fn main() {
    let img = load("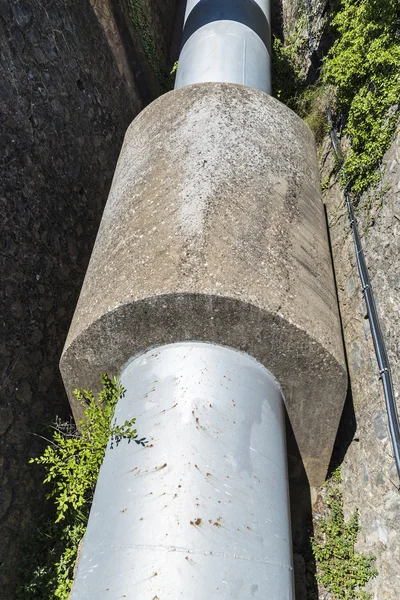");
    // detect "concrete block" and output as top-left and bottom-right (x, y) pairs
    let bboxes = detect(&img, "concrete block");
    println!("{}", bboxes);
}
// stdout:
(60, 83), (347, 485)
